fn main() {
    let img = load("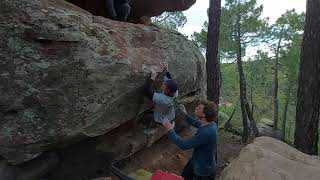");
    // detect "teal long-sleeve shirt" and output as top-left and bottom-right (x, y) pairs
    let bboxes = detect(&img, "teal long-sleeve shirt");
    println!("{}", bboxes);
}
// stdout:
(168, 115), (218, 176)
